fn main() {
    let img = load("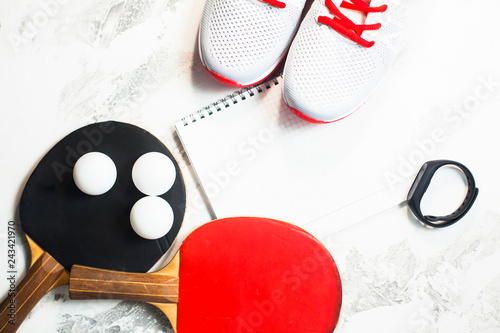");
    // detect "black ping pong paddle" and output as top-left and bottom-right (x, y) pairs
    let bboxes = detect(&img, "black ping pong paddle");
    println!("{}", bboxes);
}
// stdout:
(0, 121), (186, 332)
